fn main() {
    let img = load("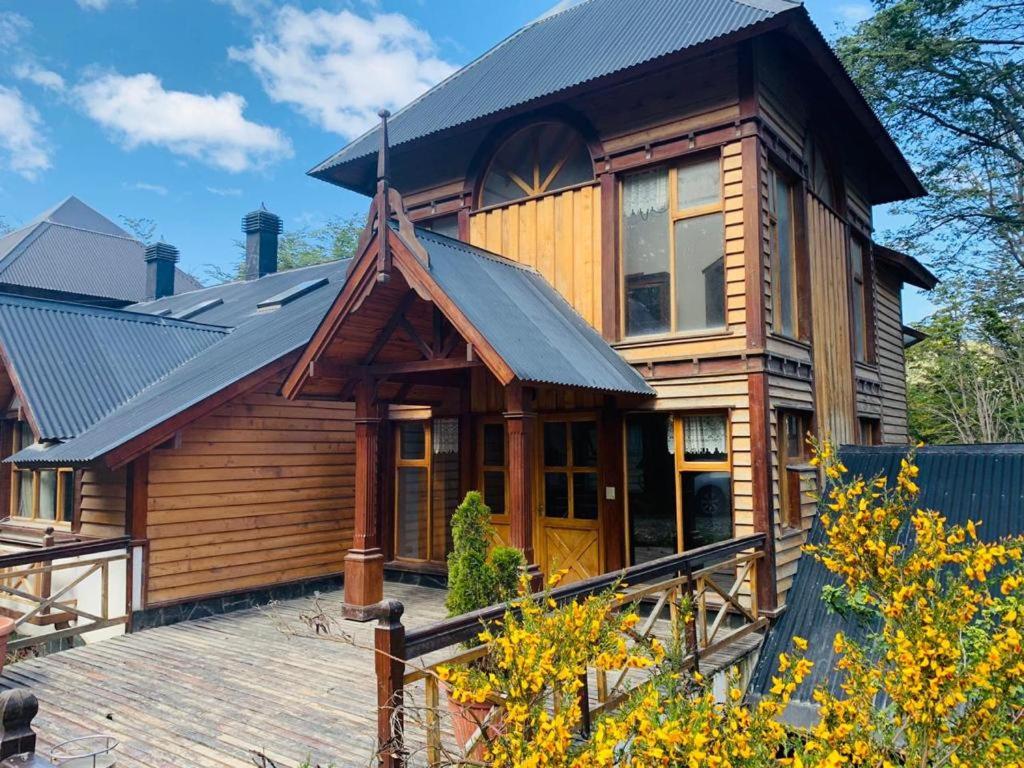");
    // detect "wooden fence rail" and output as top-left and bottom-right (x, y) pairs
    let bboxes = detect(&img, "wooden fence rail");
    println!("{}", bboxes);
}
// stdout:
(358, 533), (767, 768)
(0, 536), (130, 652)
